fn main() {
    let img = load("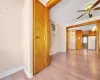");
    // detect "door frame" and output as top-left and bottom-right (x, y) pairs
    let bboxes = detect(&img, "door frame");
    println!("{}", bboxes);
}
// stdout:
(66, 19), (100, 56)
